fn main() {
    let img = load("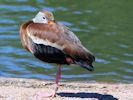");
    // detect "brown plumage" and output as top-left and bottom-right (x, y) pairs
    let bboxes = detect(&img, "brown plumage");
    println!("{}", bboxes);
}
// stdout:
(20, 10), (95, 97)
(20, 20), (95, 69)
